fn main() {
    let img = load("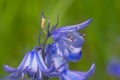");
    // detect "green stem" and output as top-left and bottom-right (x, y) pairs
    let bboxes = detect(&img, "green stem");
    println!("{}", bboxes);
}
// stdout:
(40, 29), (51, 80)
